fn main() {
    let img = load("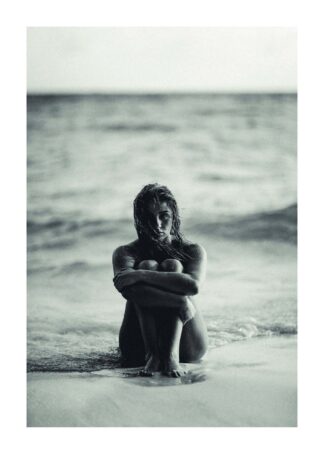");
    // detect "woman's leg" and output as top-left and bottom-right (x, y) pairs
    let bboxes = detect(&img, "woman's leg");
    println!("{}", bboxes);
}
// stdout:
(133, 260), (161, 376)
(119, 260), (159, 370)
(159, 258), (183, 273)
(158, 302), (208, 371)
(158, 308), (186, 377)
(119, 258), (209, 375)
(158, 259), (188, 376)
(179, 309), (209, 363)
(160, 259), (196, 324)
(119, 300), (146, 367)
(159, 259), (208, 370)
